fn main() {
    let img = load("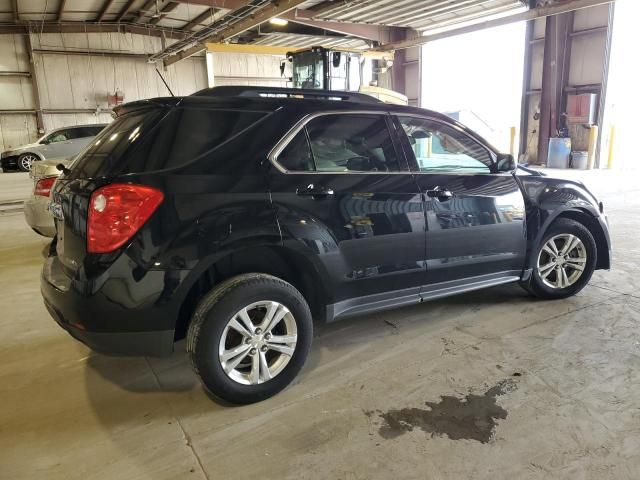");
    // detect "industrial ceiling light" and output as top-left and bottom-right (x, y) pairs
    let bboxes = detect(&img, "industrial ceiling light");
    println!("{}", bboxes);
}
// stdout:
(269, 17), (289, 26)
